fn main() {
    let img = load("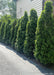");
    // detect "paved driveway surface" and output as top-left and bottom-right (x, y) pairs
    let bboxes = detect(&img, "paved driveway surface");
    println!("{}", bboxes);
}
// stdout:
(0, 43), (54, 75)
